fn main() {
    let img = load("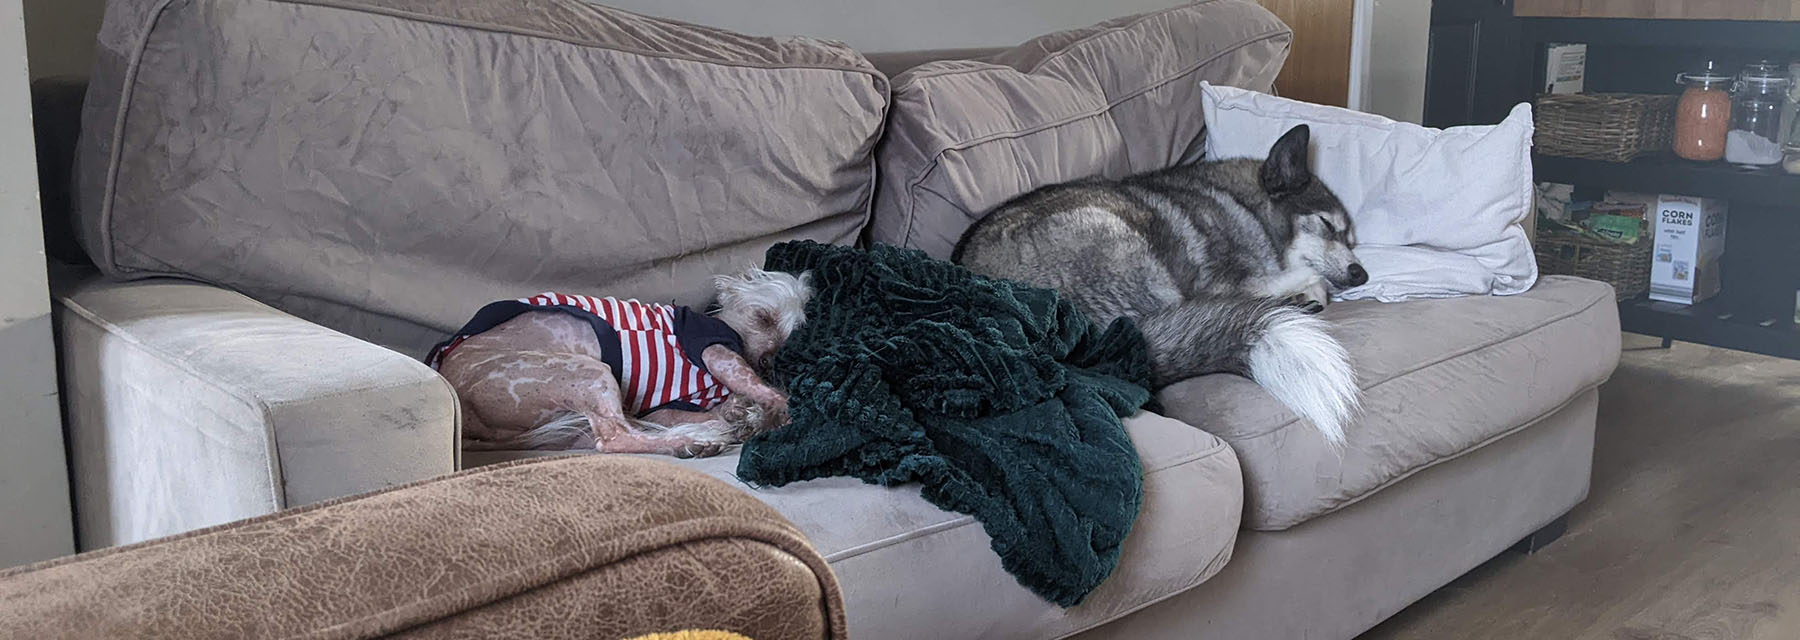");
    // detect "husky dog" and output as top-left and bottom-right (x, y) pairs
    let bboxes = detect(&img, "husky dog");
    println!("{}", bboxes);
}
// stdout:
(431, 268), (810, 457)
(953, 125), (1364, 444)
